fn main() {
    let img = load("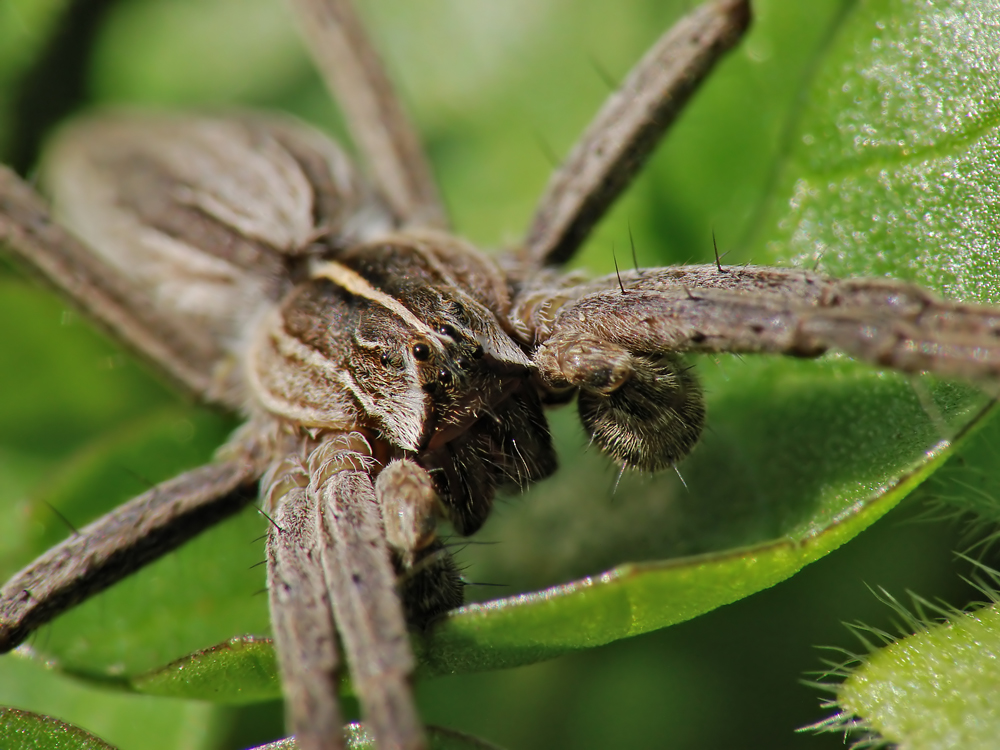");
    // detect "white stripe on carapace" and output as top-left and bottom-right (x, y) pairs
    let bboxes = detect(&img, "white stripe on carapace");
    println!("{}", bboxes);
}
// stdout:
(310, 259), (435, 337)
